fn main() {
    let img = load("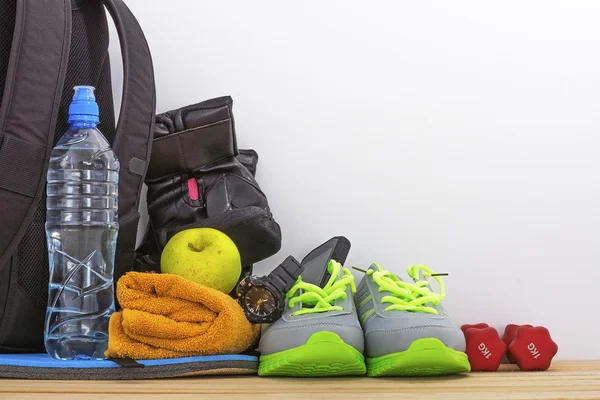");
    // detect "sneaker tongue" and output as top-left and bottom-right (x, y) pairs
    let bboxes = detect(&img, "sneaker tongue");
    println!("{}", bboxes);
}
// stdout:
(406, 266), (428, 283)
(318, 259), (344, 289)
(416, 269), (428, 282)
(367, 264), (380, 273)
